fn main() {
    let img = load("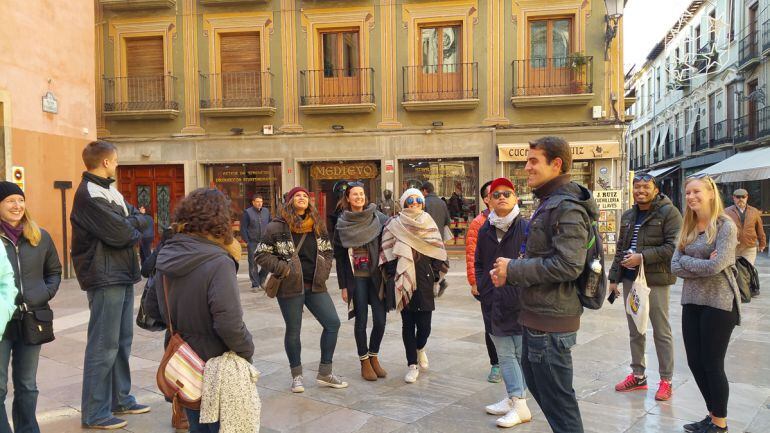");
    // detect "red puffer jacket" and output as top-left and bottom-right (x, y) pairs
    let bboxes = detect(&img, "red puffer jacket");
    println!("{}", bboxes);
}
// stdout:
(465, 209), (490, 286)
